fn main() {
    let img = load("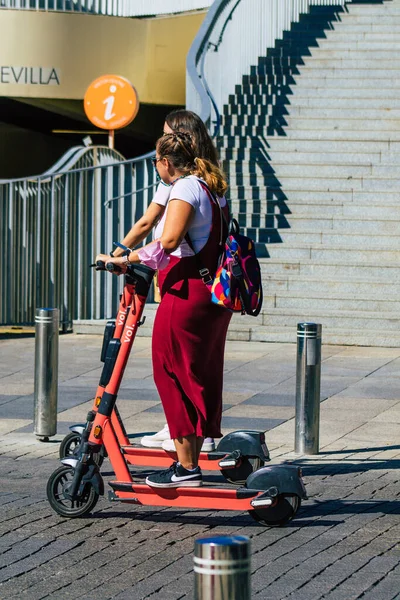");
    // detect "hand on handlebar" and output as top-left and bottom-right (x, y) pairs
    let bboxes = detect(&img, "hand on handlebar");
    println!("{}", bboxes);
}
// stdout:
(94, 253), (127, 275)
